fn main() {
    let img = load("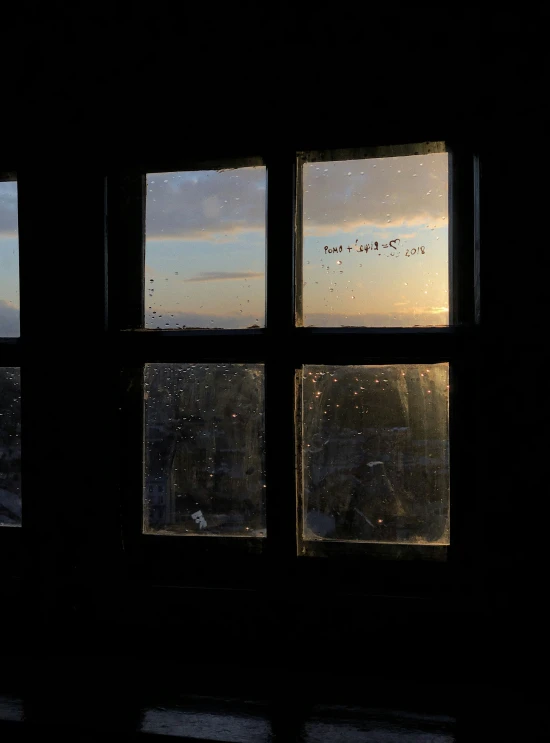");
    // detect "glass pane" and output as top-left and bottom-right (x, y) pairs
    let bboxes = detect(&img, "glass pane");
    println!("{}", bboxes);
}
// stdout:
(0, 181), (19, 337)
(142, 700), (271, 741)
(0, 367), (21, 526)
(144, 363), (265, 535)
(145, 167), (266, 329)
(302, 364), (449, 544)
(302, 153), (448, 327)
